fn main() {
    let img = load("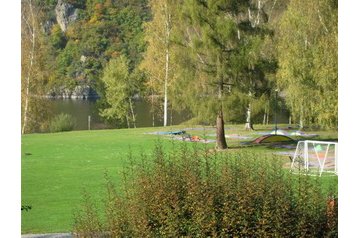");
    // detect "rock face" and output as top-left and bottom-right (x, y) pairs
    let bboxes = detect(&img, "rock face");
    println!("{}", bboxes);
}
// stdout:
(55, 0), (78, 32)
(48, 85), (99, 99)
(41, 20), (55, 34)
